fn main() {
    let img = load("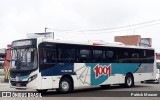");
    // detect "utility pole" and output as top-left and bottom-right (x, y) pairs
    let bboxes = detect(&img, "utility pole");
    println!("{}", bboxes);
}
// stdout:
(53, 32), (54, 39)
(45, 27), (47, 37)
(44, 27), (54, 39)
